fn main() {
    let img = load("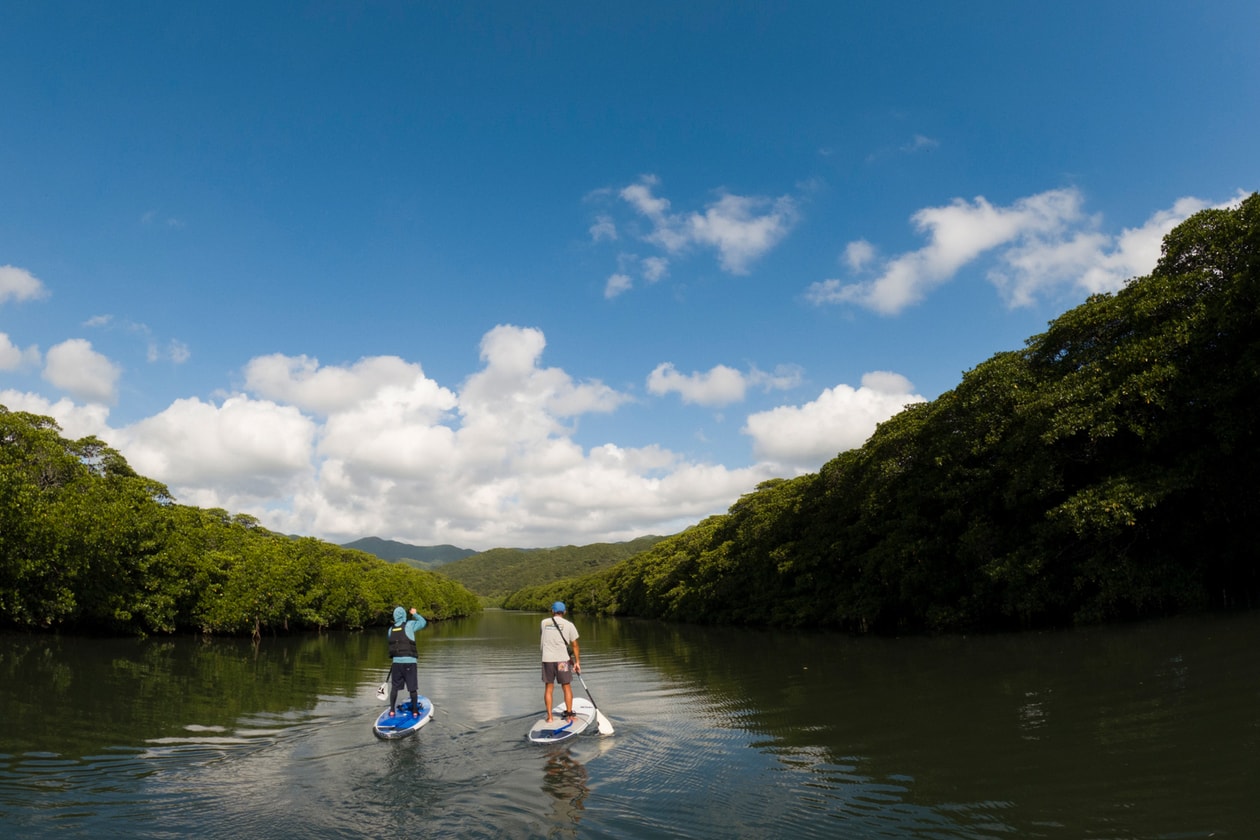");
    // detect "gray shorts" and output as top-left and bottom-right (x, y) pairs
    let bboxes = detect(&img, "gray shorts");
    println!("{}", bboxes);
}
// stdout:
(541, 660), (574, 685)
